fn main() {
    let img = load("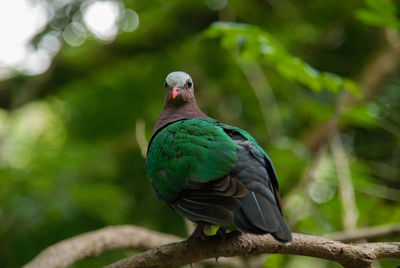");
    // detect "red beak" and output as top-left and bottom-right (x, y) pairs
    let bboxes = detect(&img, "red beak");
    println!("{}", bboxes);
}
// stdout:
(172, 87), (180, 99)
